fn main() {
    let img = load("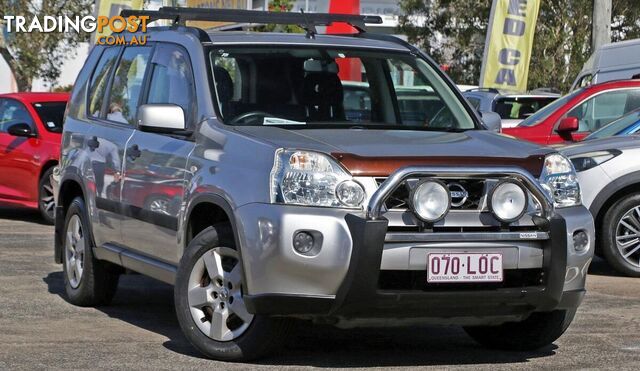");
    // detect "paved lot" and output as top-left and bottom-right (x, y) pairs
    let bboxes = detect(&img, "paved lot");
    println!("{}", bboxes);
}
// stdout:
(0, 207), (639, 370)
